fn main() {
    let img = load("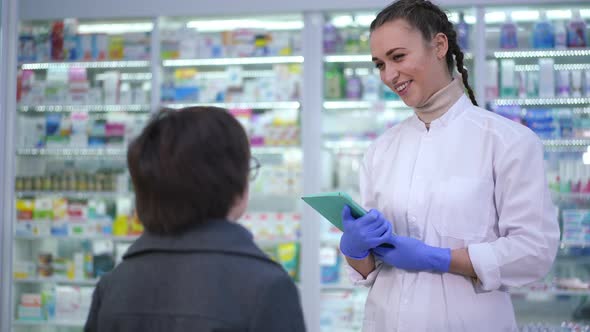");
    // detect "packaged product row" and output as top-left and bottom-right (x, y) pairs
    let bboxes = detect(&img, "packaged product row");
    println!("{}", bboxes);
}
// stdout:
(324, 65), (395, 101)
(519, 322), (590, 332)
(493, 107), (590, 139)
(19, 19), (150, 63)
(320, 289), (367, 332)
(14, 240), (127, 282)
(561, 209), (590, 247)
(238, 212), (300, 242)
(493, 10), (588, 50)
(161, 28), (301, 59)
(229, 108), (300, 147)
(545, 155), (590, 195)
(323, 12), (469, 53)
(15, 170), (128, 193)
(161, 64), (301, 104)
(486, 59), (590, 100)
(16, 286), (94, 322)
(18, 68), (151, 106)
(15, 196), (142, 237)
(17, 112), (149, 149)
(260, 242), (300, 281)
